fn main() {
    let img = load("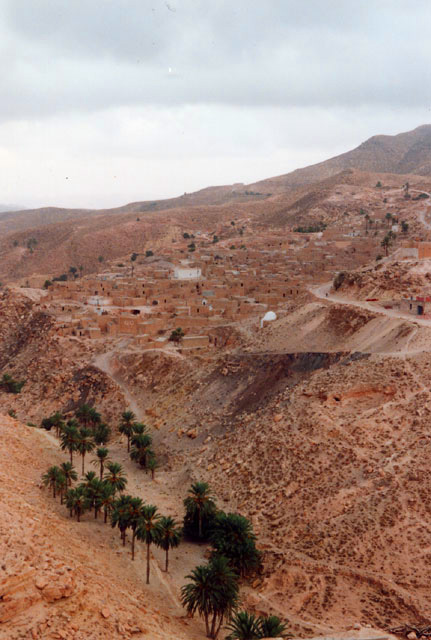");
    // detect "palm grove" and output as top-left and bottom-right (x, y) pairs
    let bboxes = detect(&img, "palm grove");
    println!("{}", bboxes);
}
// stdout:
(40, 403), (287, 639)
